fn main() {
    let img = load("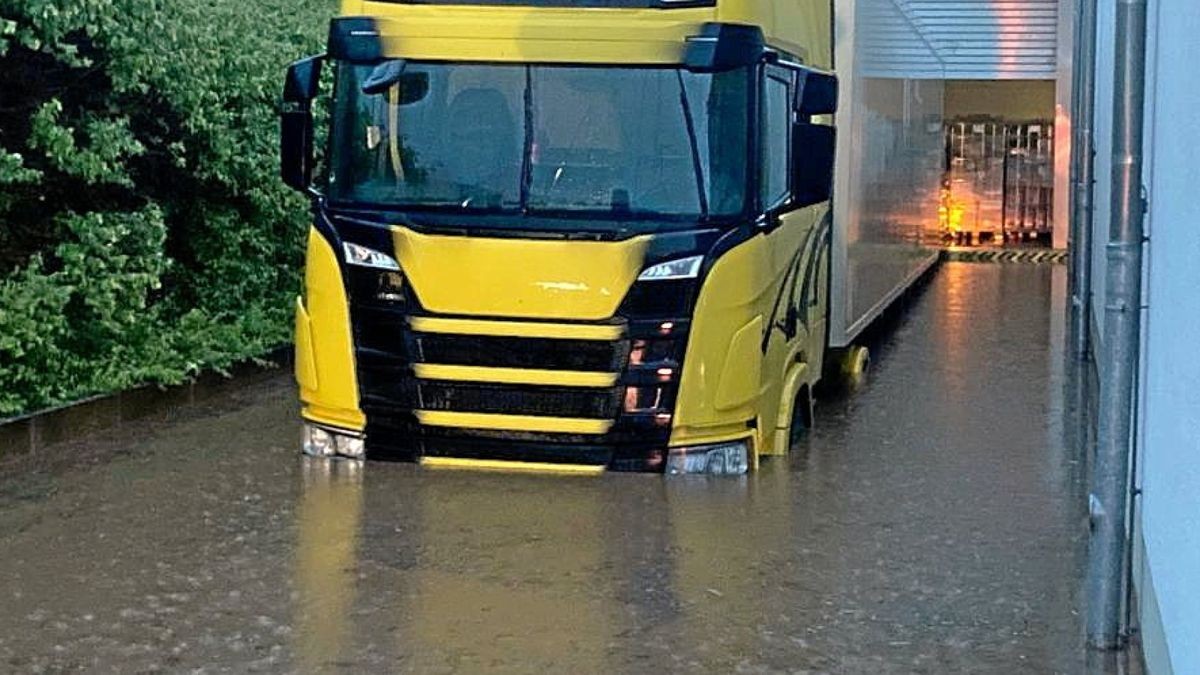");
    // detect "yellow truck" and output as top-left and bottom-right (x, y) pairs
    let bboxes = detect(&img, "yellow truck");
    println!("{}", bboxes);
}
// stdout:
(280, 0), (937, 474)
